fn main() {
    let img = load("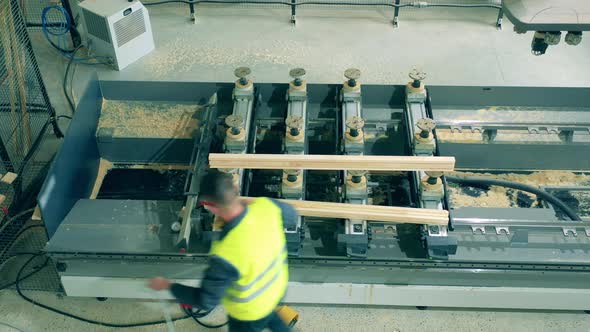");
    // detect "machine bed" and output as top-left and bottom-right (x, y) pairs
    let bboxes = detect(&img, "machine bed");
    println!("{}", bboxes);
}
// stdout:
(38, 75), (590, 310)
